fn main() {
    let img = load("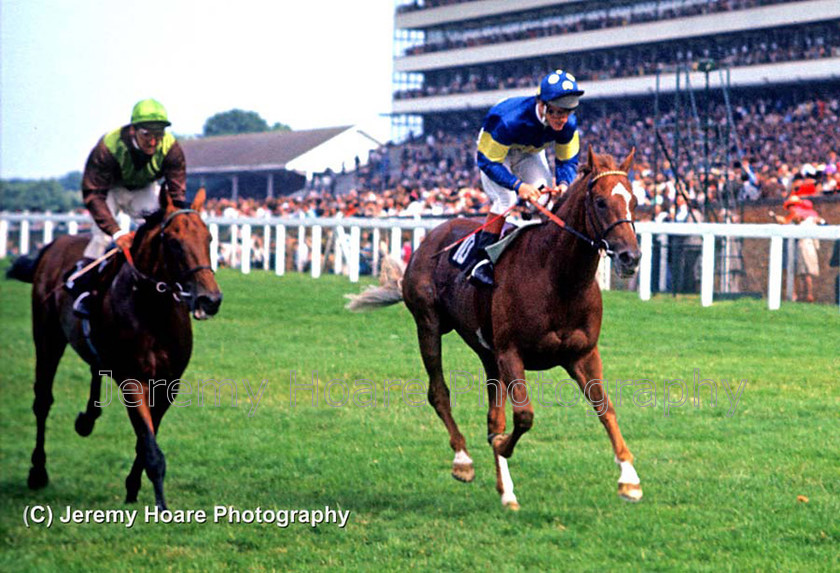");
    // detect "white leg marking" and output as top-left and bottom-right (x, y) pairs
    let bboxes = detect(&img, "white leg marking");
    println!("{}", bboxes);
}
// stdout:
(453, 450), (473, 466)
(616, 458), (640, 485)
(497, 455), (518, 506)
